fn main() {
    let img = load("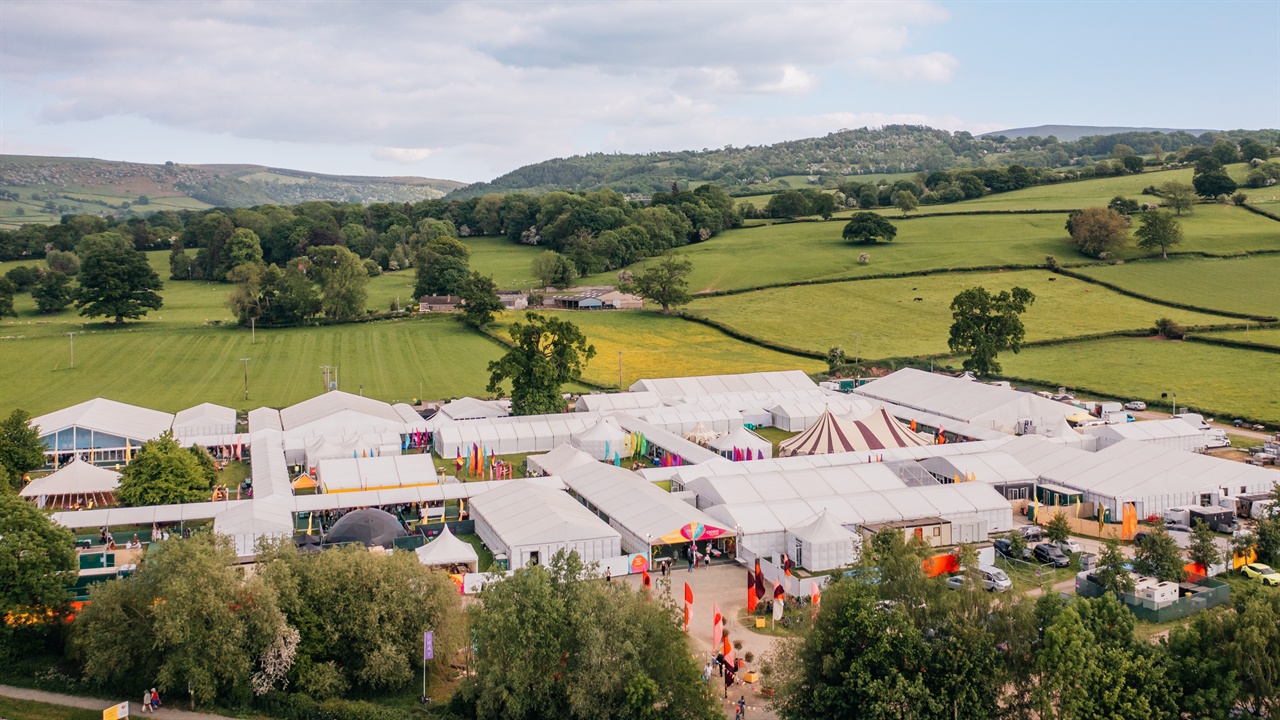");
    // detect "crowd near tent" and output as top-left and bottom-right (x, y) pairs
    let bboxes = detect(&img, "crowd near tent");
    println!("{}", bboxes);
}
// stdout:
(325, 508), (407, 548)
(708, 426), (773, 460)
(527, 443), (600, 476)
(785, 510), (860, 571)
(471, 480), (621, 570)
(19, 459), (120, 508)
(415, 525), (479, 572)
(853, 368), (1074, 434)
(572, 417), (629, 461)
(32, 398), (175, 466)
(560, 463), (734, 556)
(1085, 419), (1207, 452)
